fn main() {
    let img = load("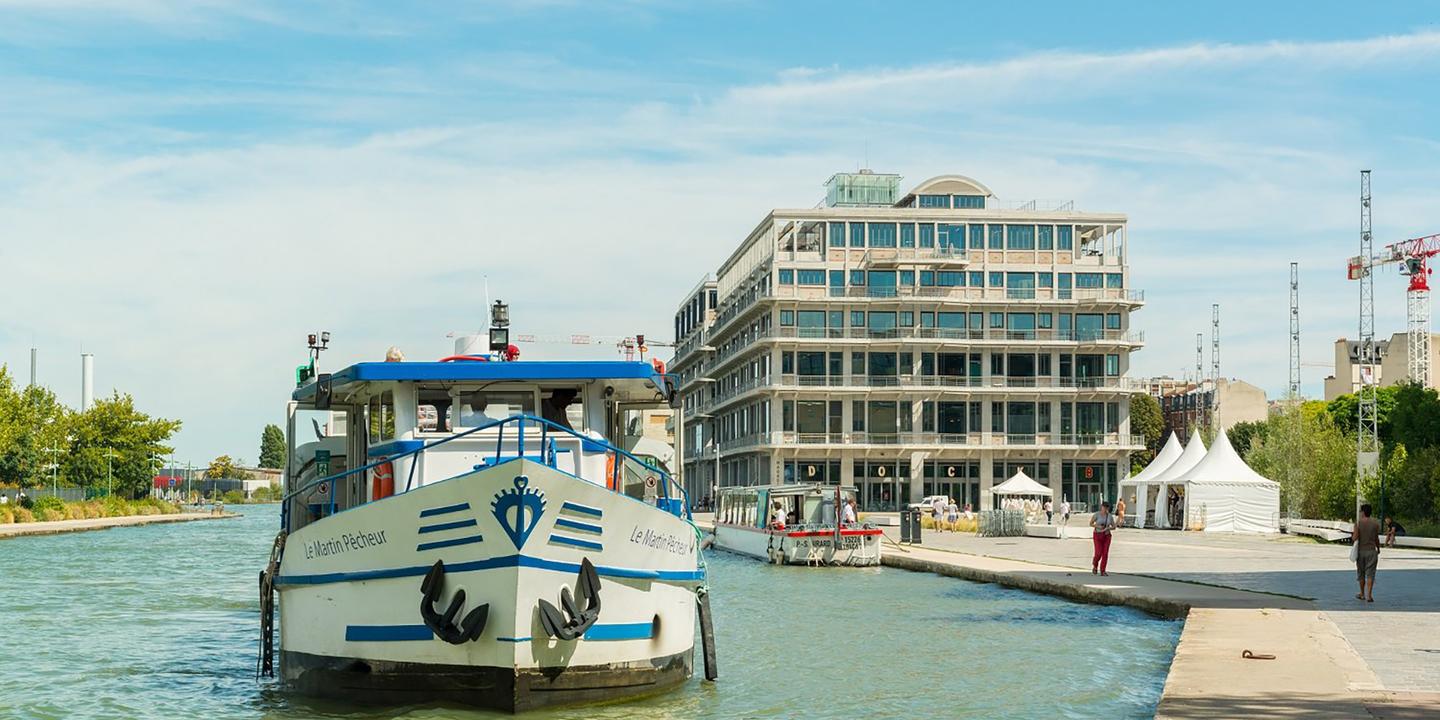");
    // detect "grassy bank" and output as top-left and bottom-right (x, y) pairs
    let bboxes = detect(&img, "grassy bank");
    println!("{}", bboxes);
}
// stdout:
(0, 496), (181, 524)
